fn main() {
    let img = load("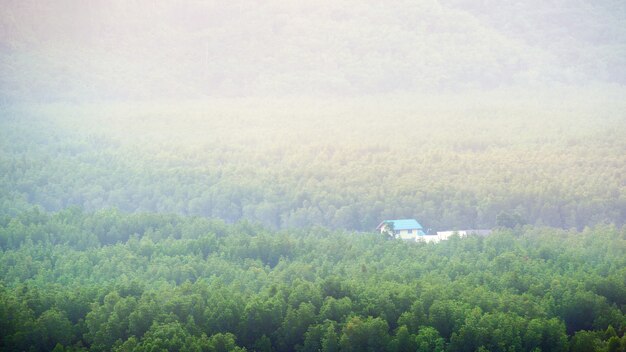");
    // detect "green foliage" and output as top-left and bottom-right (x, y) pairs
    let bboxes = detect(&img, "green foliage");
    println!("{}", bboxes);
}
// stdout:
(0, 207), (624, 351)
(339, 316), (390, 352)
(1, 99), (625, 232)
(389, 325), (417, 352)
(415, 326), (446, 352)
(1, 10), (624, 350)
(496, 211), (526, 229)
